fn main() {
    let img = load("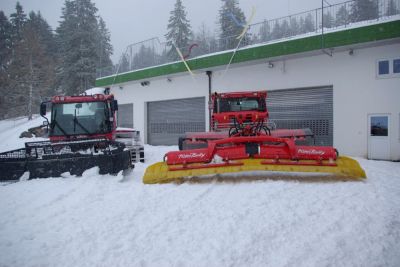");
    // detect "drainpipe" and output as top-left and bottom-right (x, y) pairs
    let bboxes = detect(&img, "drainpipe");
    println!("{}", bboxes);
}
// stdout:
(206, 71), (212, 130)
